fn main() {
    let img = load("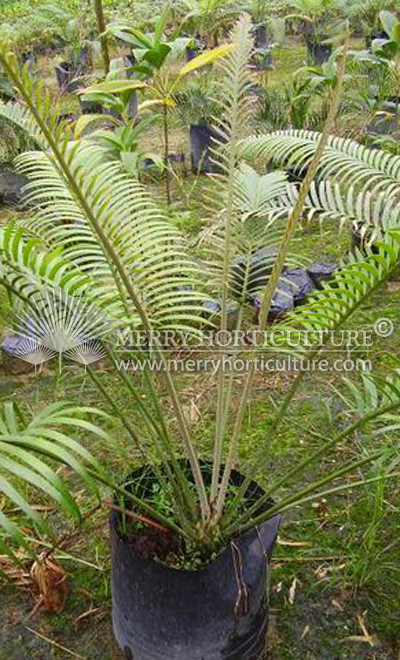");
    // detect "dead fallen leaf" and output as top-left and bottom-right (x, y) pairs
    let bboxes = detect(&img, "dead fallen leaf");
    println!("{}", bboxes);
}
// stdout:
(332, 598), (344, 612)
(30, 554), (67, 613)
(341, 613), (375, 647)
